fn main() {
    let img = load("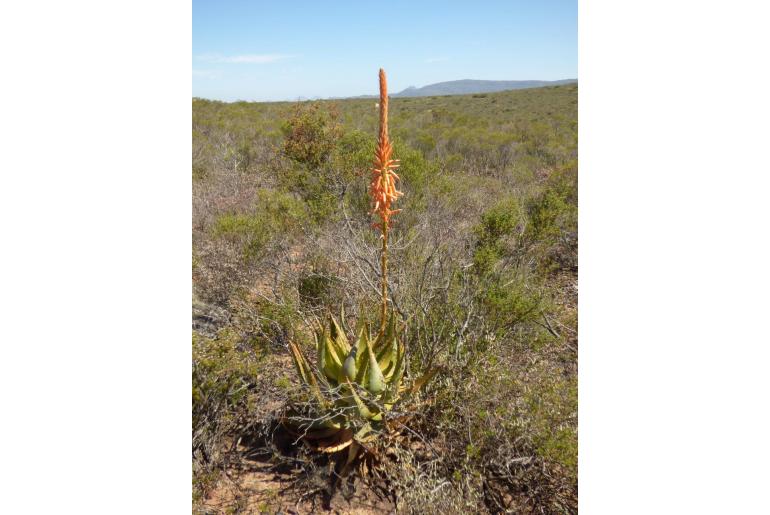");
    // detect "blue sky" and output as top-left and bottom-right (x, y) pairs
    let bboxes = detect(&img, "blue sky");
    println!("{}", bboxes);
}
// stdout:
(193, 0), (577, 102)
